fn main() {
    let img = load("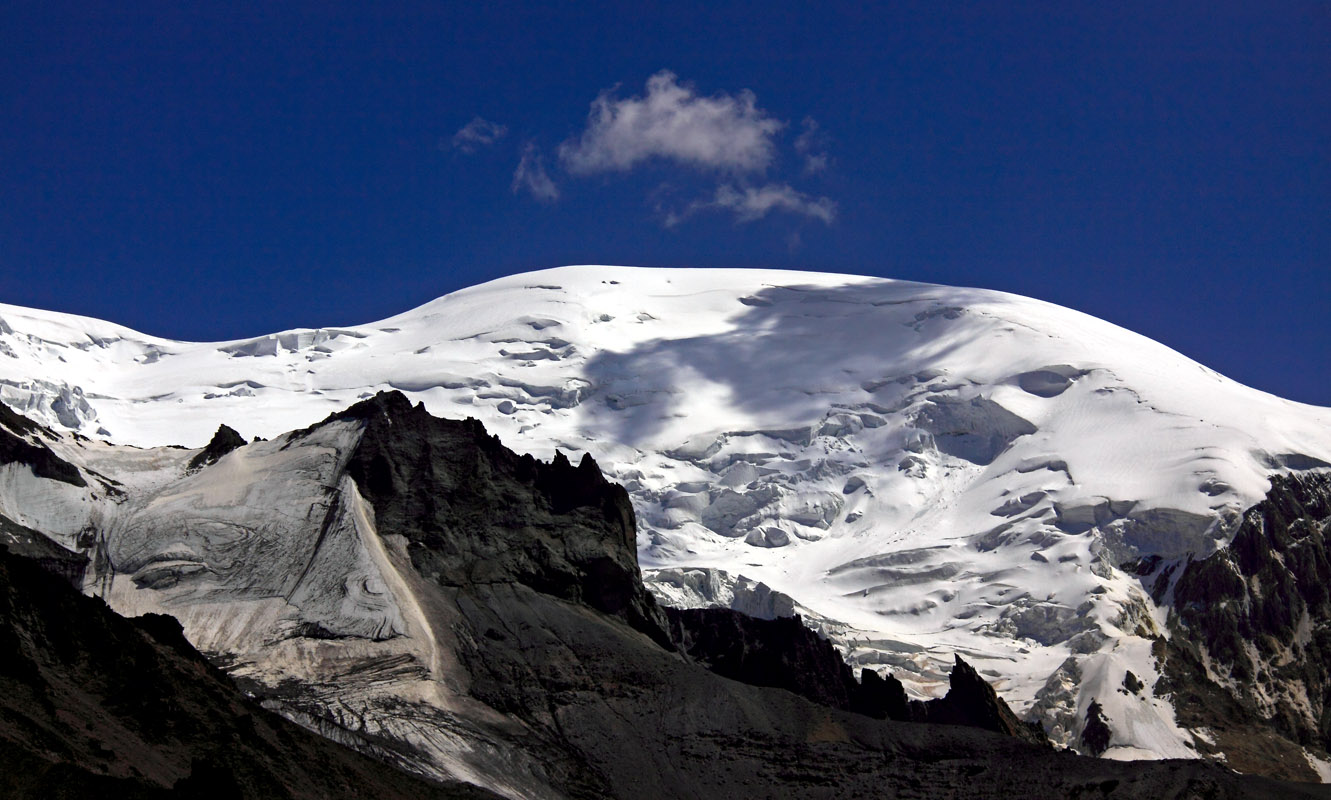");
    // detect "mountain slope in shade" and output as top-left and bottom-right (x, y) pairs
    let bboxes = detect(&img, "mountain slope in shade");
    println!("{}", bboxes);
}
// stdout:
(1, 265), (1329, 769)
